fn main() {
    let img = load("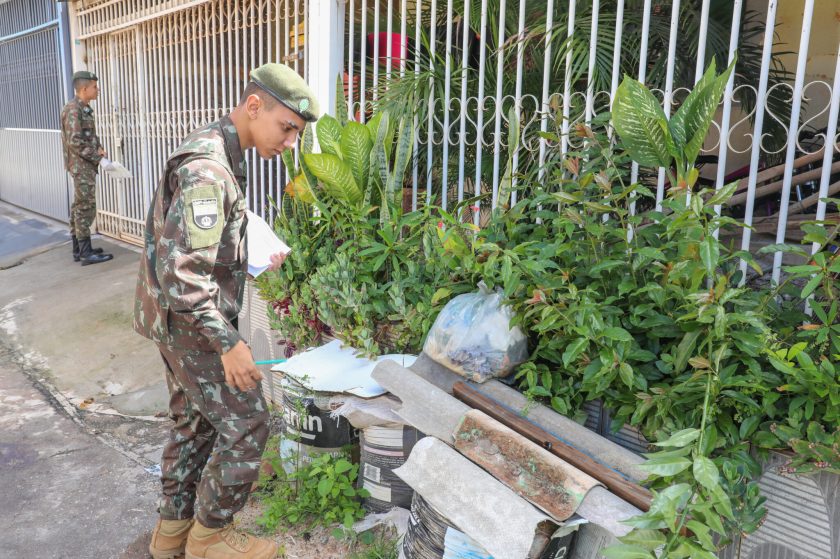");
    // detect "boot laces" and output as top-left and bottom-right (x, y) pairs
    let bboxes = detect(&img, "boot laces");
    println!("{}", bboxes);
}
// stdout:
(221, 525), (251, 552)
